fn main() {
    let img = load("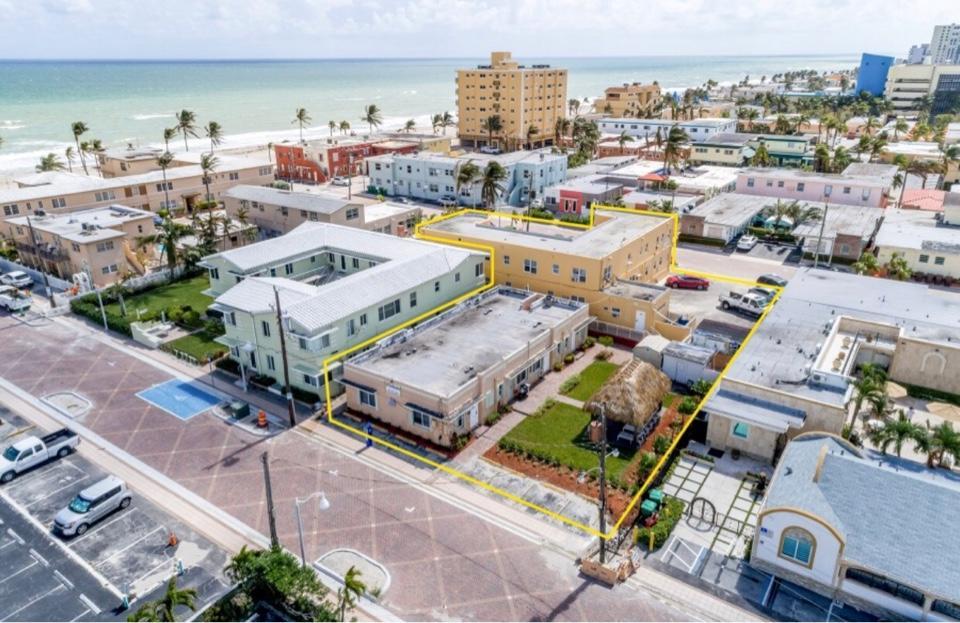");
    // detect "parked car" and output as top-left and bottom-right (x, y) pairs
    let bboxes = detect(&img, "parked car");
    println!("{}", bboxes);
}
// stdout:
(479, 146), (500, 155)
(736, 235), (759, 252)
(1, 429), (79, 483)
(719, 291), (767, 317)
(757, 273), (788, 287)
(0, 285), (30, 312)
(0, 271), (32, 288)
(666, 274), (710, 290)
(748, 287), (777, 303)
(54, 476), (131, 537)
(330, 176), (350, 186)
(394, 197), (415, 205)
